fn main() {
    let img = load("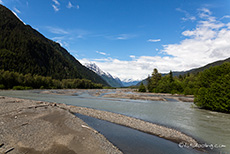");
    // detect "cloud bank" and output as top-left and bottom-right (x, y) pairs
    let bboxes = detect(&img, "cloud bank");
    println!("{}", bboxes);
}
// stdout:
(81, 8), (230, 81)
